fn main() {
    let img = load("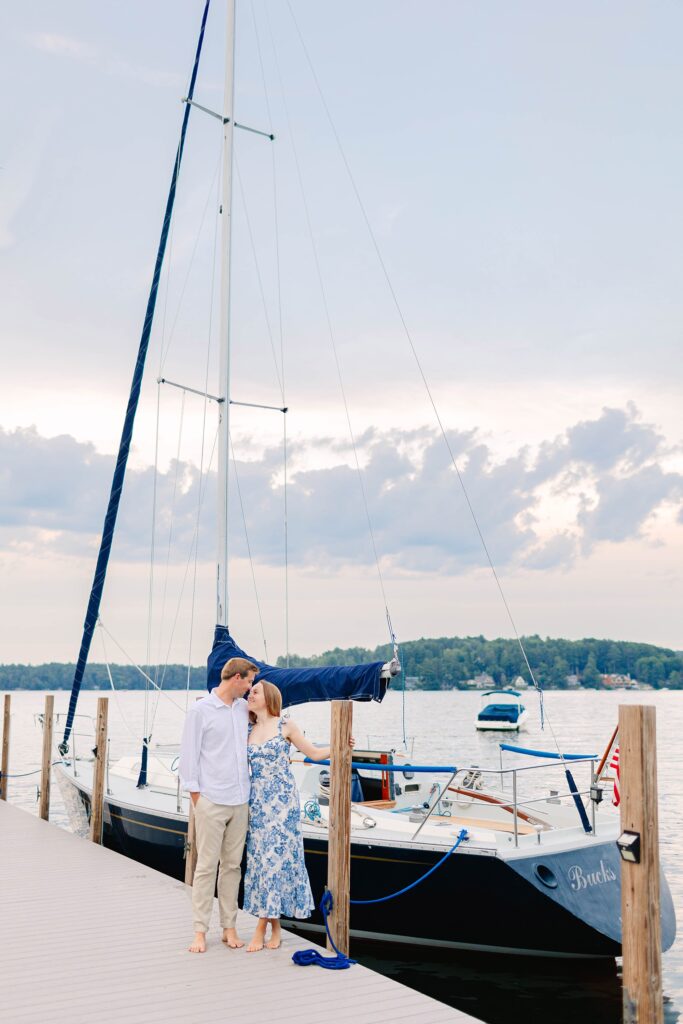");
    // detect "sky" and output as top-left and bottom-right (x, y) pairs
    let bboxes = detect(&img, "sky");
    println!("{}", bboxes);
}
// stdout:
(1, 1), (682, 668)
